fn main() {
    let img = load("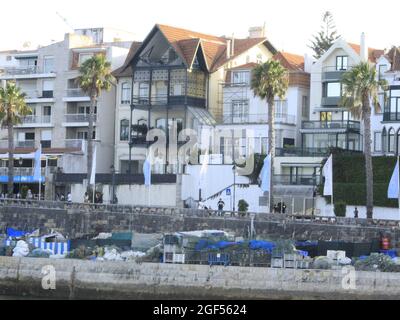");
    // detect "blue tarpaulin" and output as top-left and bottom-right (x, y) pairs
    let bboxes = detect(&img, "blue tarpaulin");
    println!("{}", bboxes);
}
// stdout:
(6, 228), (29, 238)
(297, 250), (309, 257)
(249, 240), (276, 252)
(207, 241), (237, 250)
(380, 250), (397, 259)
